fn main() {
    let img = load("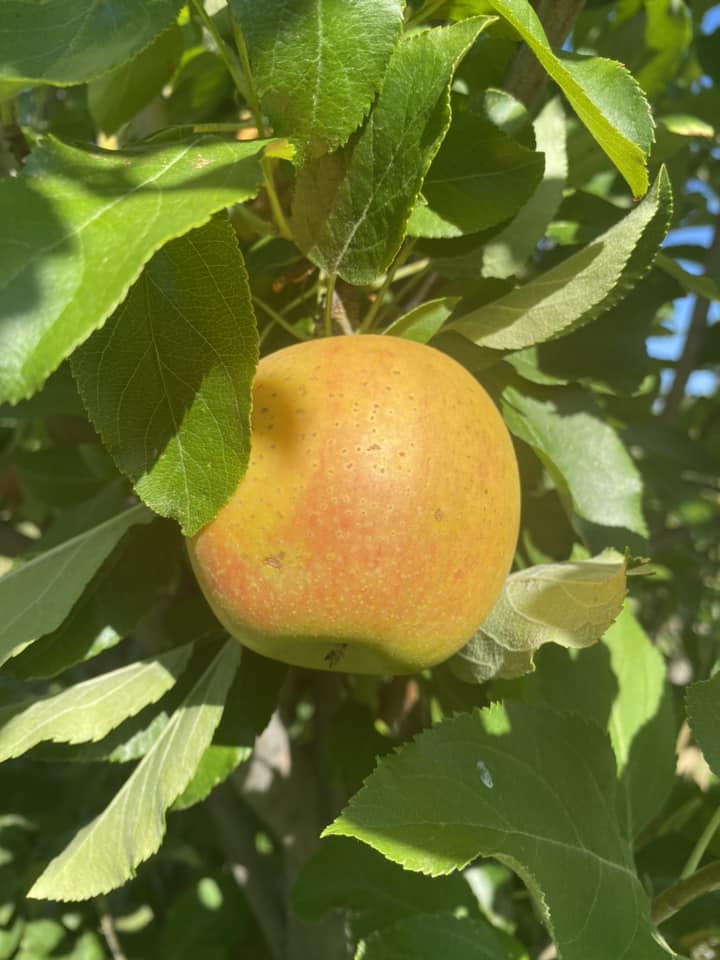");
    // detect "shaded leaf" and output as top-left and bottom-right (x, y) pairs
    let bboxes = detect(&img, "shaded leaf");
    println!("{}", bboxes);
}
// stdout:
(0, 134), (282, 403)
(292, 18), (493, 283)
(501, 385), (647, 535)
(359, 914), (528, 960)
(28, 640), (240, 900)
(293, 836), (476, 939)
(407, 103), (544, 238)
(72, 214), (258, 536)
(385, 298), (458, 344)
(231, 0), (404, 159)
(450, 550), (626, 684)
(0, 0), (183, 87)
(486, 0), (654, 196)
(88, 24), (183, 135)
(0, 504), (152, 668)
(481, 97), (567, 280)
(448, 167), (672, 349)
(327, 703), (672, 960)
(687, 671), (720, 779)
(0, 645), (193, 762)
